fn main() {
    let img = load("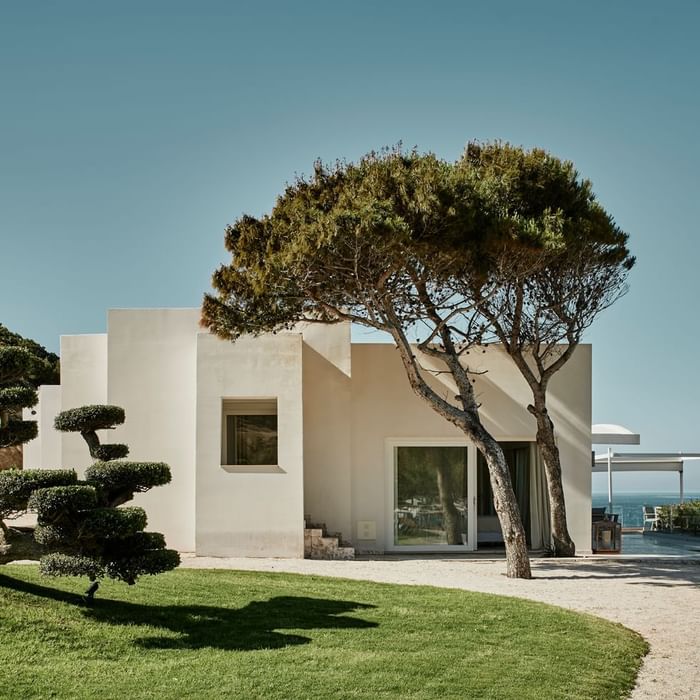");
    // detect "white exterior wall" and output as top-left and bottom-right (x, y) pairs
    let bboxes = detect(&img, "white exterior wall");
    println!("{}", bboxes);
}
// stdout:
(28, 310), (592, 558)
(300, 322), (352, 539)
(545, 345), (592, 553)
(349, 344), (592, 554)
(60, 334), (108, 476)
(22, 385), (62, 469)
(195, 332), (305, 557)
(107, 309), (199, 553)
